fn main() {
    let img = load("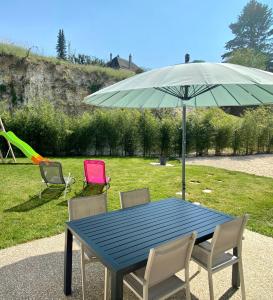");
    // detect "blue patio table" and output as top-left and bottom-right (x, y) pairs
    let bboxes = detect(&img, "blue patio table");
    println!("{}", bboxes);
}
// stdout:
(64, 198), (238, 299)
